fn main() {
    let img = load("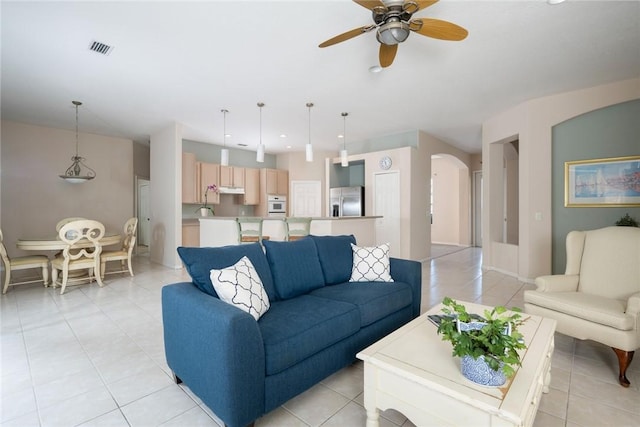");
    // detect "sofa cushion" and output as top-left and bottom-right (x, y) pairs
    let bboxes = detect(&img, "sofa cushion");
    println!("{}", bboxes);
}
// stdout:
(309, 235), (356, 285)
(525, 290), (633, 330)
(177, 243), (277, 301)
(310, 282), (413, 327)
(350, 243), (393, 282)
(258, 295), (360, 375)
(210, 256), (270, 320)
(263, 238), (325, 300)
